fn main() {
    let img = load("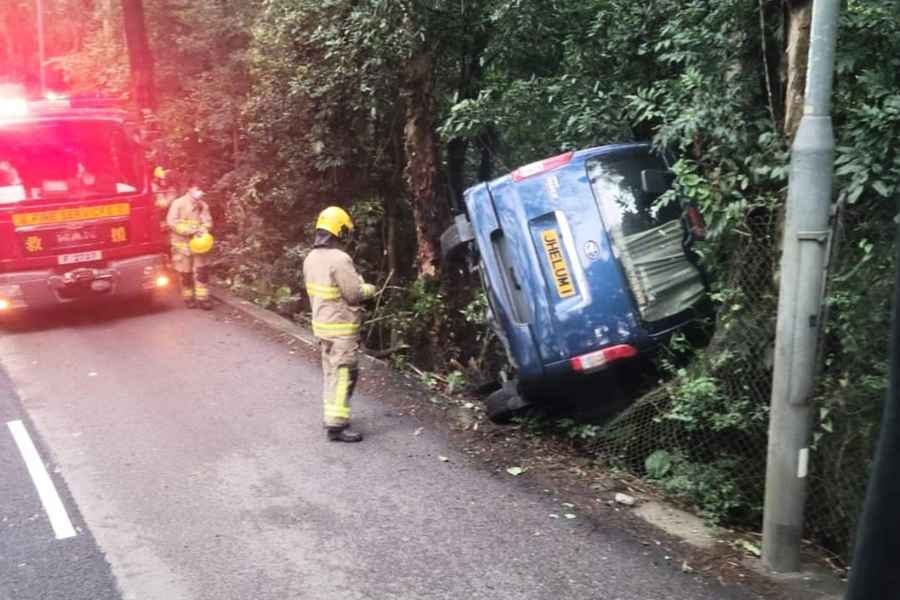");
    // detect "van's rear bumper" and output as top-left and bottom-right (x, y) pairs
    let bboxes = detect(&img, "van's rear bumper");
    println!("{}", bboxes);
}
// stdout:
(0, 253), (169, 310)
